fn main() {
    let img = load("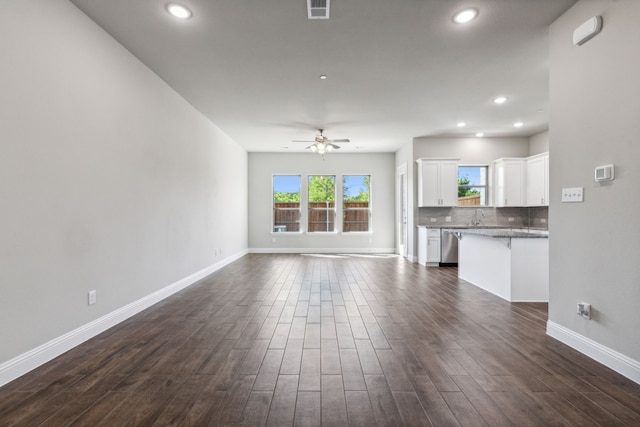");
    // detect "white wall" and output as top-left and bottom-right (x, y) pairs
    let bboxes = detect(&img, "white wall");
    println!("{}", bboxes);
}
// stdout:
(0, 0), (248, 369)
(548, 0), (640, 372)
(529, 130), (550, 155)
(413, 136), (530, 163)
(248, 153), (395, 252)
